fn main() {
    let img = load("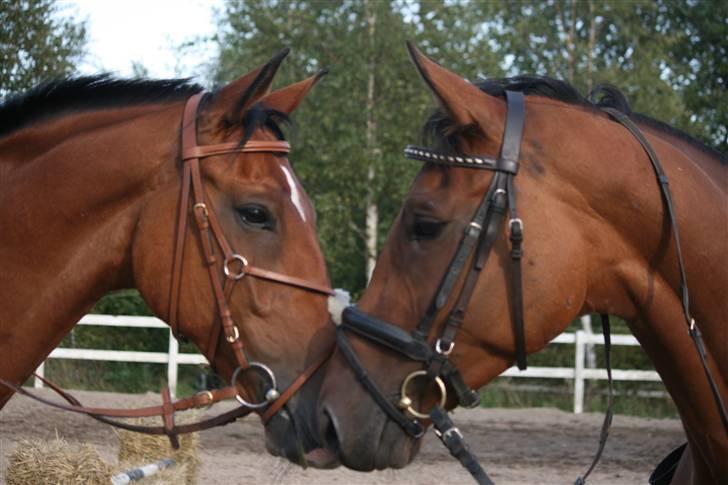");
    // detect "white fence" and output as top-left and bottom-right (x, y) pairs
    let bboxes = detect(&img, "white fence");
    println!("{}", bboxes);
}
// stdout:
(34, 314), (207, 398)
(34, 315), (662, 411)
